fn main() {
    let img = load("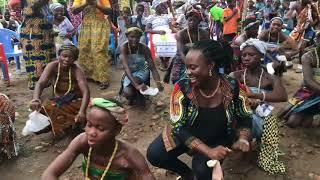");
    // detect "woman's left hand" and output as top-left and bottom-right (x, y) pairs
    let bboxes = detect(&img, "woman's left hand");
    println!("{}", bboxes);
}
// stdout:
(232, 139), (250, 152)
(75, 112), (86, 122)
(245, 86), (254, 98)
